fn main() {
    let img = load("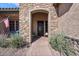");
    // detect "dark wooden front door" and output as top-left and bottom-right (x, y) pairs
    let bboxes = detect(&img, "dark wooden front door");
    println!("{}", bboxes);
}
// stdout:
(37, 21), (44, 36)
